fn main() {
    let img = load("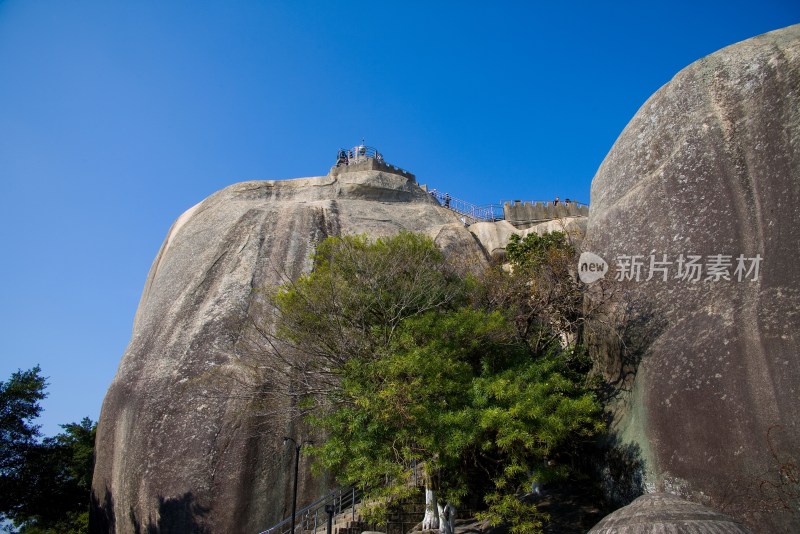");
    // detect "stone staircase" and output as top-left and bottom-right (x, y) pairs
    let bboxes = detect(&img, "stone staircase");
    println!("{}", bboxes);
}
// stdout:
(299, 500), (379, 534)
(294, 490), (427, 534)
(263, 486), (468, 534)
